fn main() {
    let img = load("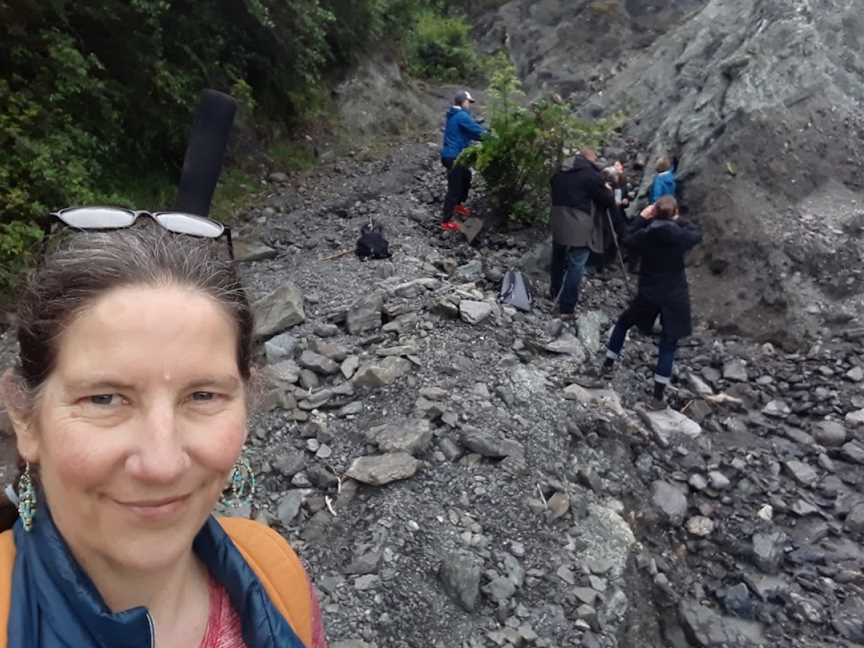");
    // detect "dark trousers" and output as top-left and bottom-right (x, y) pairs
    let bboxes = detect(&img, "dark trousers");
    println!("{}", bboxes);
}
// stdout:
(550, 243), (591, 314)
(442, 158), (472, 221)
(606, 311), (678, 383)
